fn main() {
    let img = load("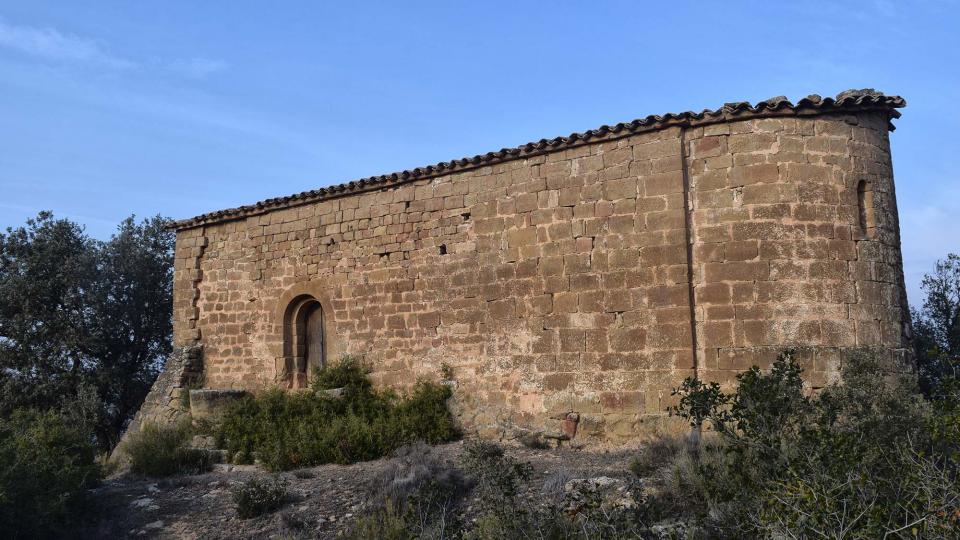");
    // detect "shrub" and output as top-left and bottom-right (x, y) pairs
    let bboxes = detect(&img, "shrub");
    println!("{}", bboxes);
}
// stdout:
(628, 435), (686, 478)
(347, 502), (411, 540)
(460, 441), (651, 540)
(0, 408), (100, 538)
(460, 440), (531, 509)
(232, 476), (288, 519)
(214, 357), (459, 471)
(459, 440), (563, 540)
(930, 376), (960, 457)
(345, 443), (467, 539)
(125, 422), (212, 477)
(311, 356), (372, 393)
(663, 349), (960, 537)
(372, 442), (467, 510)
(647, 436), (739, 526)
